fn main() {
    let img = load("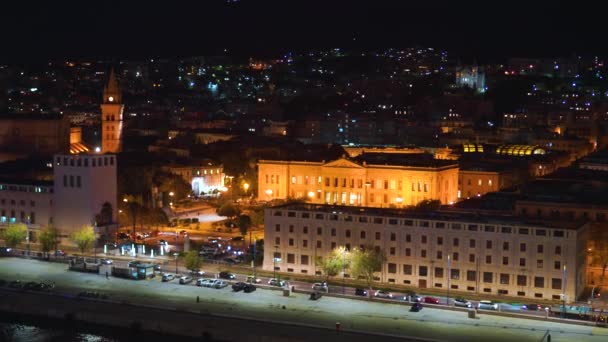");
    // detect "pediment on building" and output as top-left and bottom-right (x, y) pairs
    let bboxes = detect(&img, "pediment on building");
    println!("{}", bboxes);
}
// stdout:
(321, 158), (363, 169)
